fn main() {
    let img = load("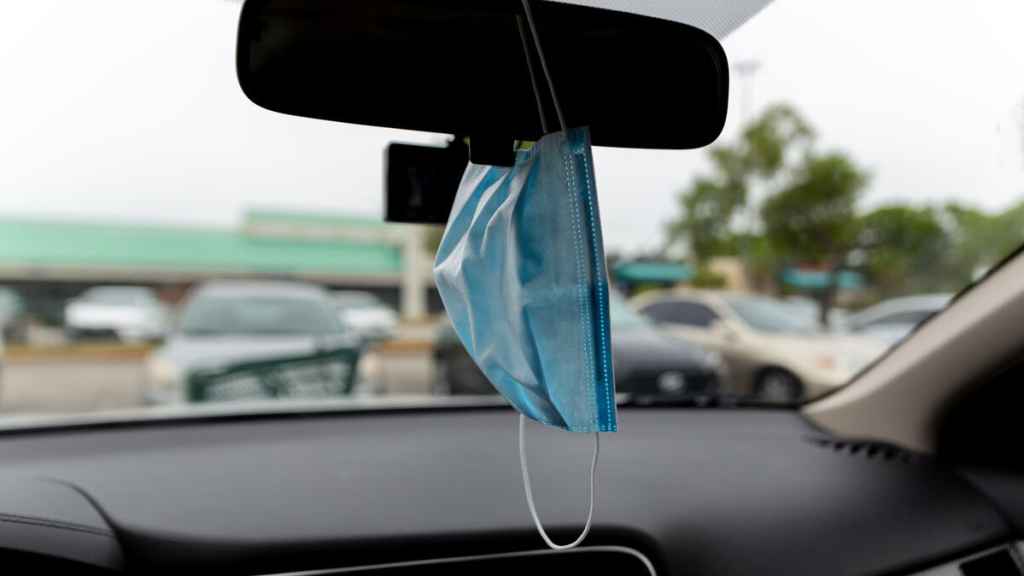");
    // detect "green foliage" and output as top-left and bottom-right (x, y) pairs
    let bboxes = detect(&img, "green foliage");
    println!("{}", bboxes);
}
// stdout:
(691, 267), (727, 289)
(666, 101), (1023, 304)
(944, 200), (1024, 282)
(858, 205), (950, 296)
(669, 104), (814, 264)
(761, 152), (867, 264)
